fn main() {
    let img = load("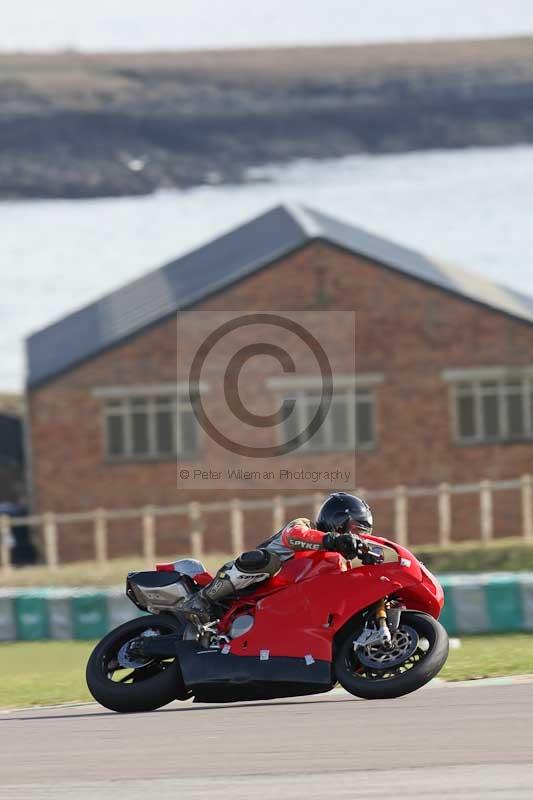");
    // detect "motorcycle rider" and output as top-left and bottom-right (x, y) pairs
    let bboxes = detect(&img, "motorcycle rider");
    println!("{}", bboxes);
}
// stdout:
(180, 492), (373, 624)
